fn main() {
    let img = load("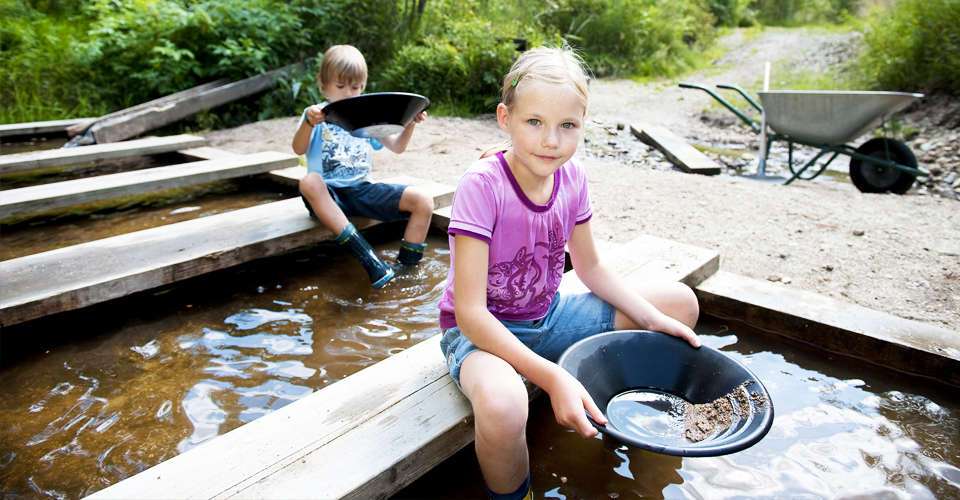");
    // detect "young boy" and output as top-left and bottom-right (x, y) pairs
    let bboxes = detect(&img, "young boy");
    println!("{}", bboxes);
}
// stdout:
(292, 44), (432, 288)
